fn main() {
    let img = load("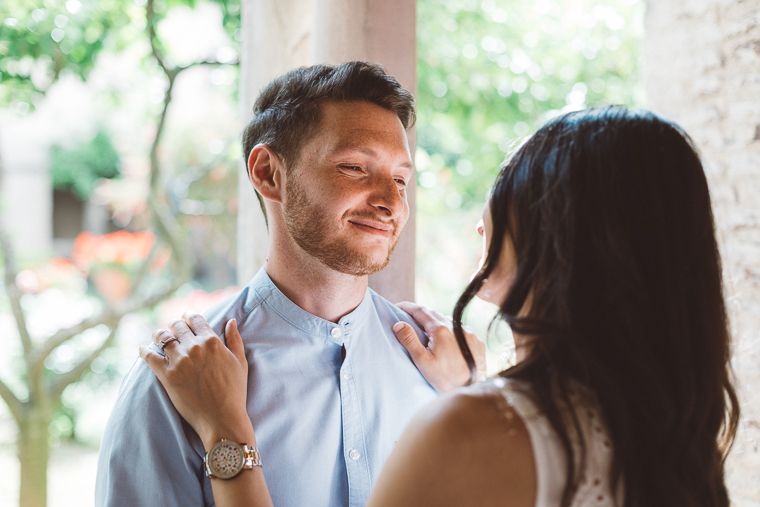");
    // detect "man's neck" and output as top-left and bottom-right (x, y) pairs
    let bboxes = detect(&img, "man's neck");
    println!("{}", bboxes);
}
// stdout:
(264, 236), (368, 323)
